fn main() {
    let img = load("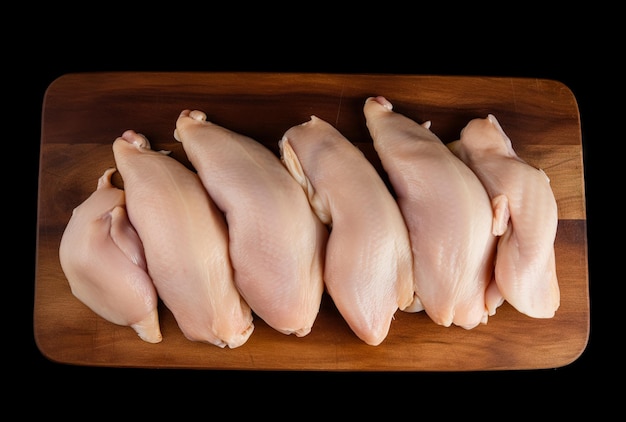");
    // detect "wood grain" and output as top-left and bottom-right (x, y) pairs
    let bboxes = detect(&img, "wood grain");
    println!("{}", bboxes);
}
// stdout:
(34, 72), (589, 371)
